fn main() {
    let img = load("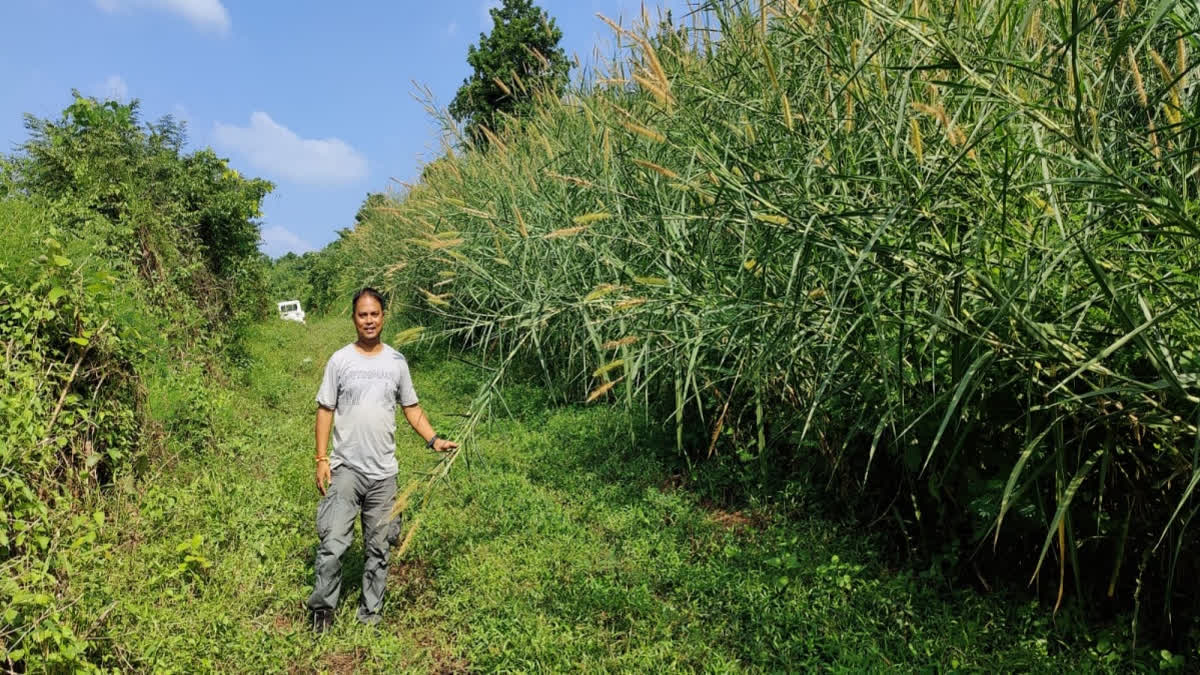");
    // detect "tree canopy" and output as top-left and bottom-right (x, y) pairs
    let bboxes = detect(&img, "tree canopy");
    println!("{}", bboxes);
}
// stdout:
(12, 93), (273, 324)
(448, 0), (569, 147)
